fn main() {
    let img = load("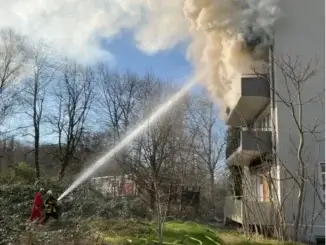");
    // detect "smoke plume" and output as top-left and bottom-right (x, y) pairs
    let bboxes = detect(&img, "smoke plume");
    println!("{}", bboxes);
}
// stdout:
(183, 0), (280, 114)
(0, 0), (280, 111)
